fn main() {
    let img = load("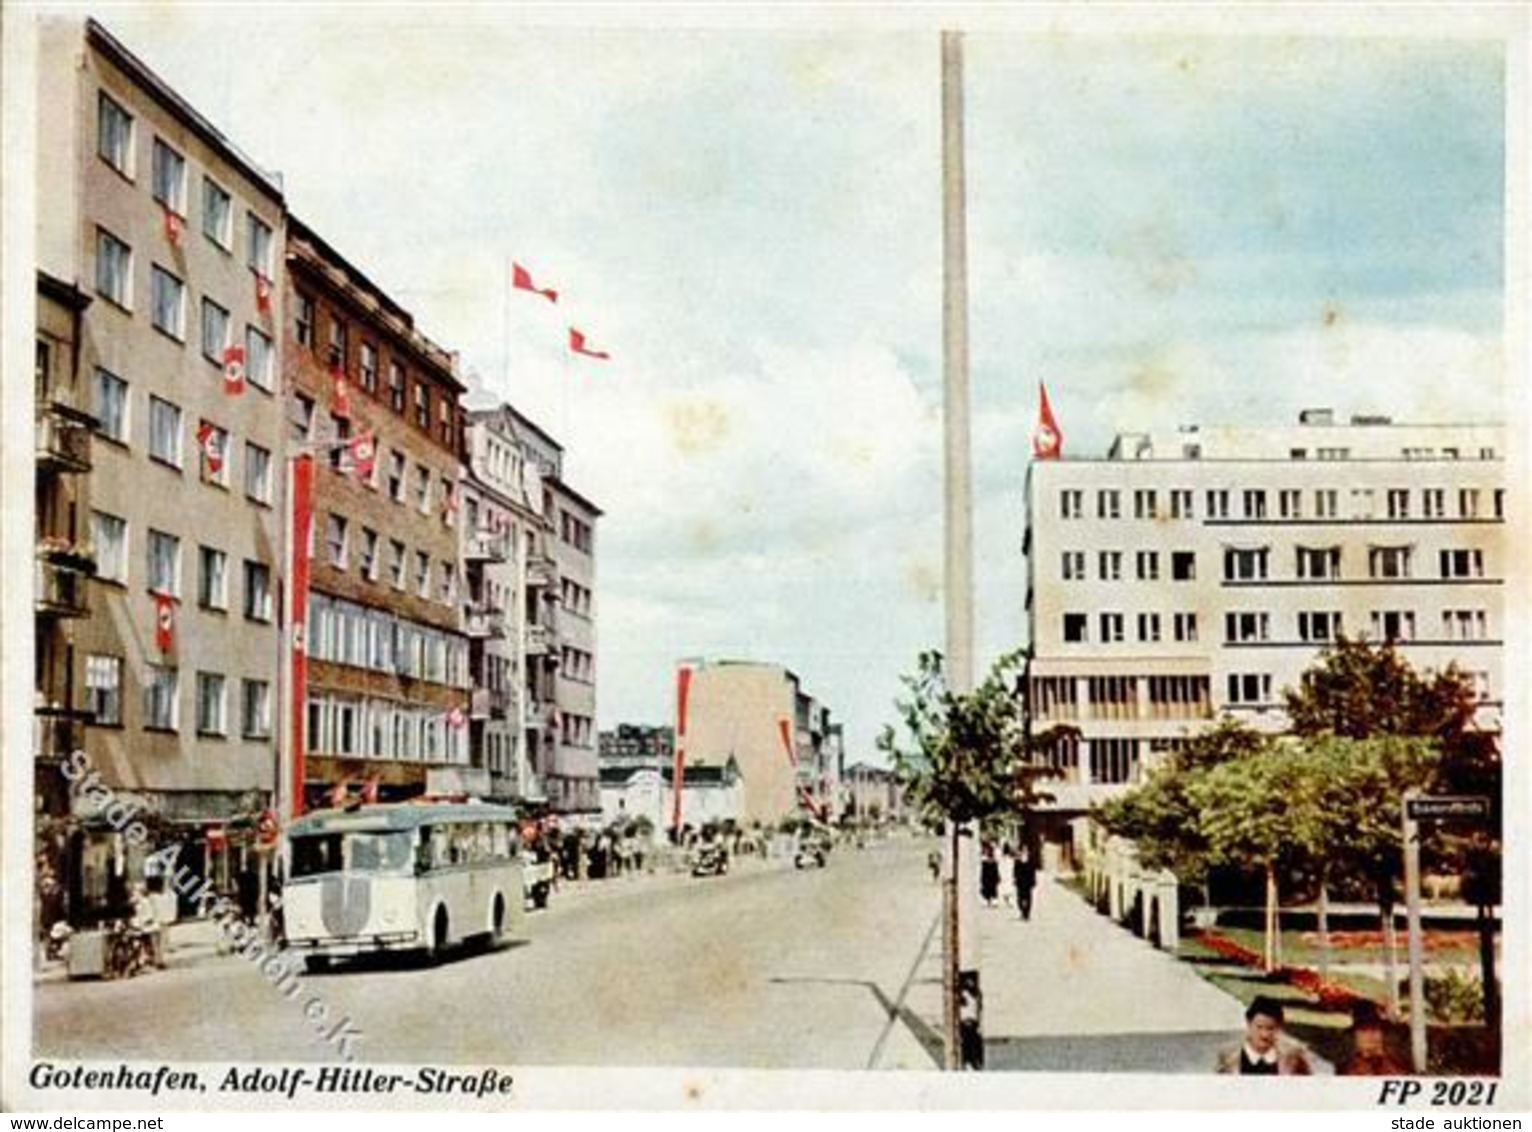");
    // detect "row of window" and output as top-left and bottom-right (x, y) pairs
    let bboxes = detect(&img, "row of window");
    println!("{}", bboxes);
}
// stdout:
(98, 91), (276, 273)
(560, 712), (595, 750)
(291, 395), (457, 519)
(1059, 486), (1504, 523)
(90, 512), (272, 619)
(560, 510), (594, 554)
(559, 646), (595, 683)
(1224, 546), (1486, 583)
(317, 511), (459, 606)
(96, 373), (275, 500)
(560, 578), (593, 618)
(305, 693), (470, 765)
(306, 593), (470, 688)
(1060, 607), (1493, 646)
(86, 653), (271, 737)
